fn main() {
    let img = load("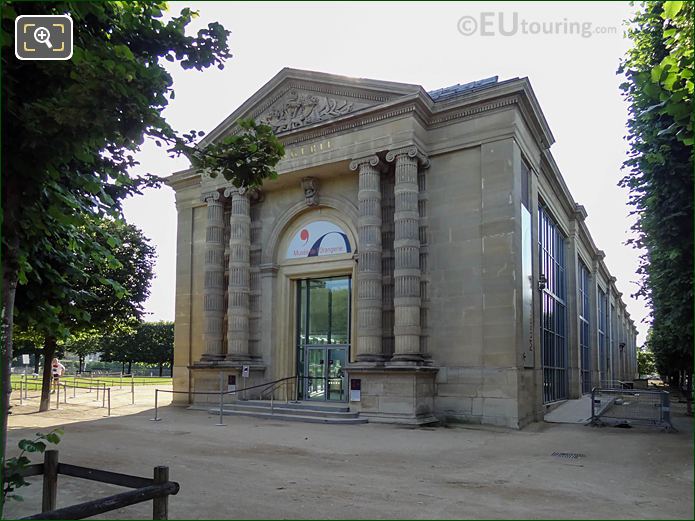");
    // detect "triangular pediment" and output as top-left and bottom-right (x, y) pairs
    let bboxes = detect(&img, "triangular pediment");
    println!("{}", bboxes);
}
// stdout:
(202, 68), (423, 143)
